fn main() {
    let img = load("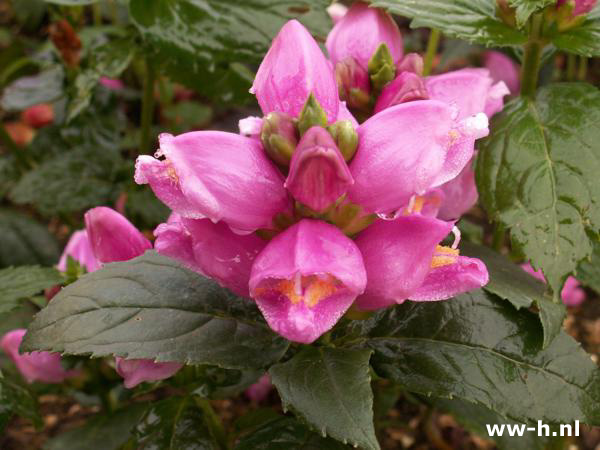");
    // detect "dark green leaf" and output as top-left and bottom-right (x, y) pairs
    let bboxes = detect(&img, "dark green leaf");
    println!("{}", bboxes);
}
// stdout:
(235, 416), (350, 450)
(577, 240), (600, 293)
(134, 396), (219, 450)
(551, 4), (600, 57)
(0, 66), (64, 111)
(269, 347), (378, 450)
(124, 184), (170, 229)
(0, 210), (60, 268)
(128, 0), (331, 103)
(476, 83), (600, 298)
(10, 146), (123, 216)
(435, 397), (550, 450)
(372, 0), (527, 47)
(461, 242), (565, 347)
(68, 35), (136, 121)
(0, 372), (42, 430)
(186, 366), (262, 399)
(44, 0), (99, 4)
(22, 251), (289, 370)
(353, 289), (600, 425)
(44, 403), (148, 450)
(0, 266), (62, 314)
(0, 155), (19, 197)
